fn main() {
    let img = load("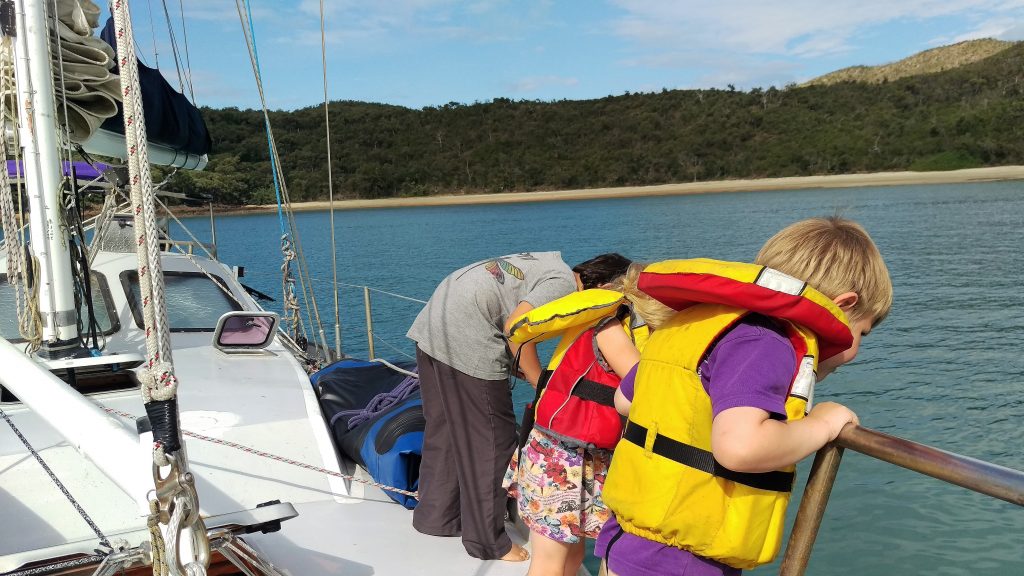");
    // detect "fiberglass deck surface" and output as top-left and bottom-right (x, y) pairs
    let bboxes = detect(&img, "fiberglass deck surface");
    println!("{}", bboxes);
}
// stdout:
(246, 491), (539, 576)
